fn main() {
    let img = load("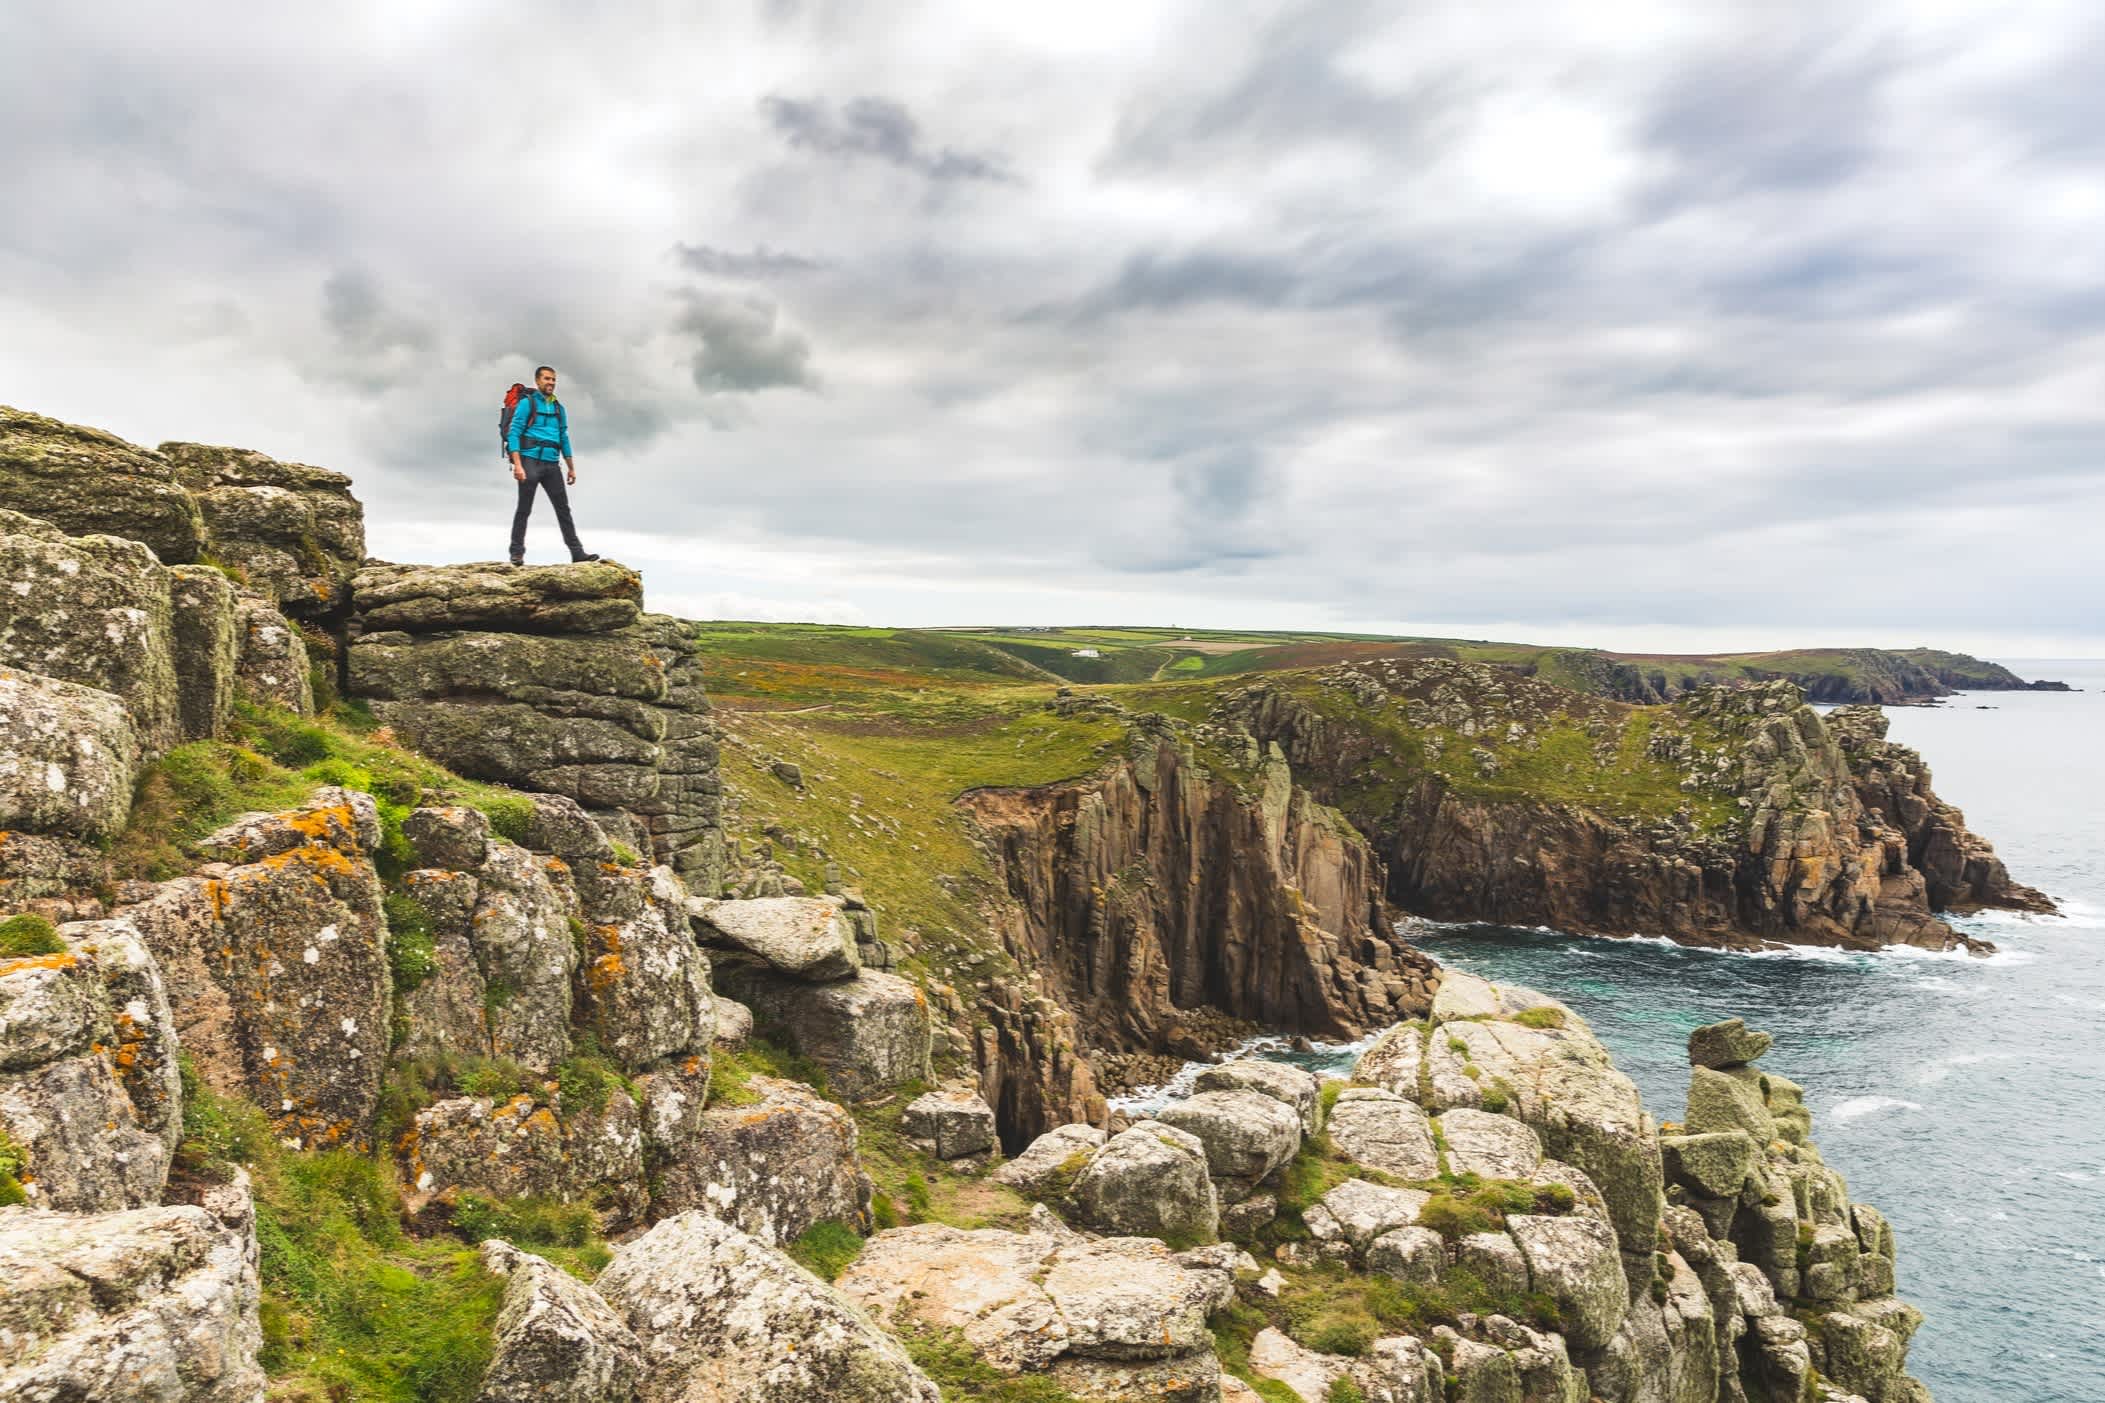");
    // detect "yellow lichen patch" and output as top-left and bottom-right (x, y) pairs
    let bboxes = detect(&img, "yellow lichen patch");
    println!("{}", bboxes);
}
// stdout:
(0, 950), (79, 975)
